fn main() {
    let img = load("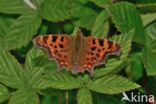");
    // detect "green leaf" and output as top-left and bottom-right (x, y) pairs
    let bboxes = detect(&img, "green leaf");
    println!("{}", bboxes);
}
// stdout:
(143, 22), (156, 76)
(90, 0), (112, 8)
(9, 90), (39, 104)
(0, 15), (14, 38)
(0, 0), (33, 14)
(73, 5), (98, 30)
(0, 50), (25, 89)
(143, 41), (156, 76)
(25, 48), (45, 71)
(91, 10), (109, 38)
(44, 73), (81, 90)
(39, 0), (75, 22)
(108, 2), (145, 44)
(110, 30), (134, 58)
(145, 21), (156, 42)
(125, 53), (143, 81)
(0, 15), (15, 49)
(4, 12), (41, 50)
(0, 84), (10, 103)
(77, 0), (89, 4)
(77, 88), (92, 104)
(29, 48), (57, 73)
(24, 48), (48, 90)
(88, 75), (140, 94)
(141, 13), (156, 27)
(32, 0), (44, 6)
(94, 30), (134, 78)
